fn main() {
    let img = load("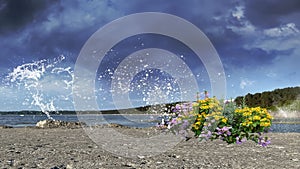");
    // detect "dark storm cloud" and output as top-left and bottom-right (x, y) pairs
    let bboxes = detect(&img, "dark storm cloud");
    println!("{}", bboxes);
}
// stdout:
(244, 0), (300, 28)
(0, 0), (52, 34)
(0, 0), (121, 68)
(115, 0), (236, 27)
(1, 0), (237, 68)
(0, 0), (297, 75)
